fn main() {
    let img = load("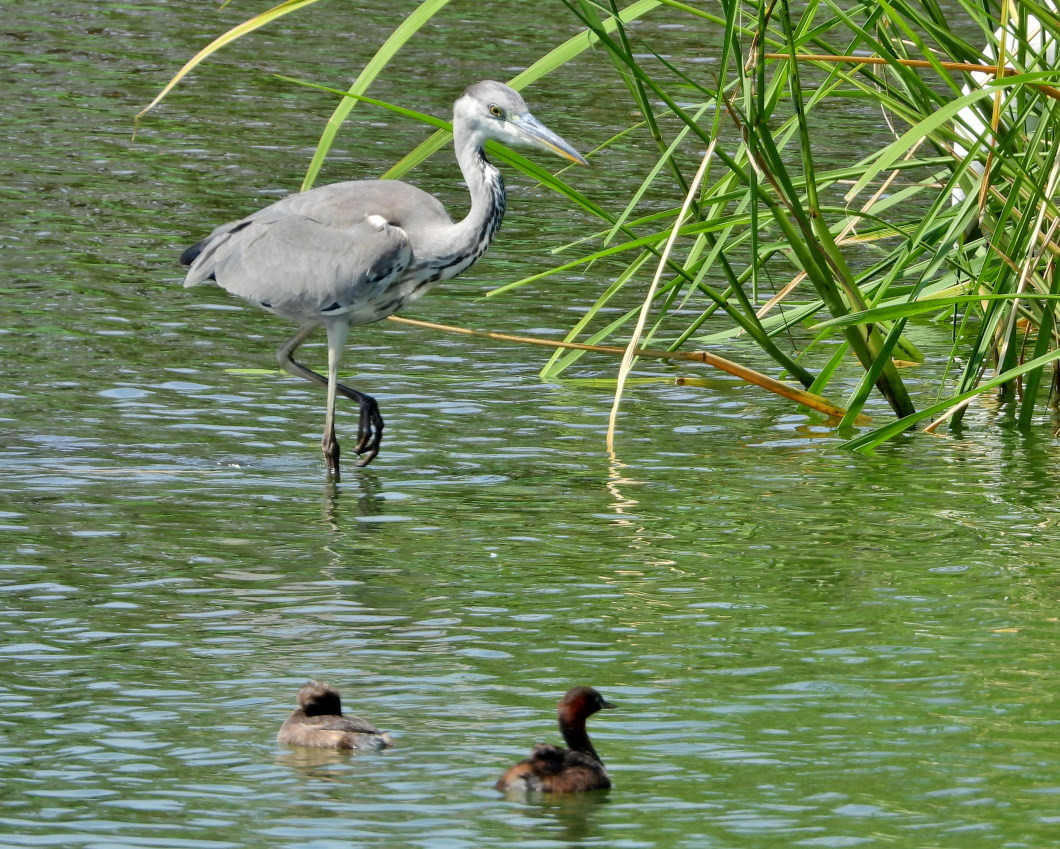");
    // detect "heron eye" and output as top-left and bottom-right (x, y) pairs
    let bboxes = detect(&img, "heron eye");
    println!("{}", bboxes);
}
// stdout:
(488, 104), (504, 118)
